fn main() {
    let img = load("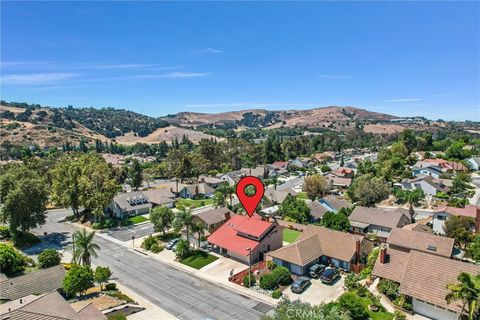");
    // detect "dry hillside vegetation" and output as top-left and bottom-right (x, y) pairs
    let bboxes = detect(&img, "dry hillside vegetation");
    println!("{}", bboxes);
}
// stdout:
(114, 126), (222, 145)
